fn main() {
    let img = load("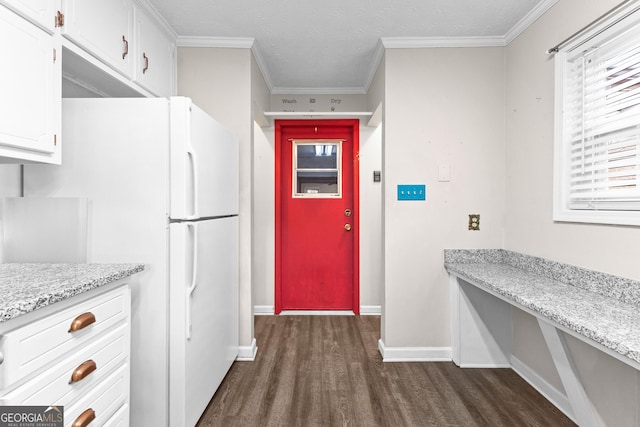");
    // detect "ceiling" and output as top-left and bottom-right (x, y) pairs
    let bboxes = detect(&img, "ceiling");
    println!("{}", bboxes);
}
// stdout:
(147, 0), (555, 94)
